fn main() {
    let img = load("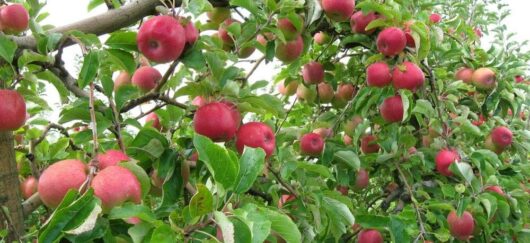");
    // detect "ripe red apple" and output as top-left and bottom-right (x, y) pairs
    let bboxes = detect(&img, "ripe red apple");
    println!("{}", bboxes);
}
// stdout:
(191, 96), (208, 107)
(447, 210), (475, 240)
(207, 8), (231, 25)
(455, 67), (474, 83)
(296, 84), (317, 102)
(490, 126), (513, 149)
(313, 127), (333, 138)
(0, 4), (29, 33)
(314, 31), (330, 45)
(92, 165), (142, 211)
(344, 115), (363, 136)
(302, 61), (325, 85)
(180, 19), (199, 45)
(366, 62), (392, 87)
(380, 95), (403, 123)
(321, 0), (356, 22)
(484, 185), (505, 196)
(429, 13), (442, 24)
(335, 83), (355, 101)
(472, 68), (496, 91)
(38, 160), (88, 208)
(278, 80), (298, 96)
(337, 185), (349, 196)
(145, 112), (161, 131)
(300, 133), (325, 156)
(97, 150), (129, 170)
(137, 16), (186, 63)
(277, 16), (303, 41)
(218, 18), (239, 46)
(114, 71), (131, 91)
(357, 229), (383, 243)
(193, 102), (239, 142)
(392, 61), (425, 91)
(355, 169), (369, 189)
(360, 135), (379, 154)
(350, 11), (378, 34)
(275, 35), (304, 63)
(435, 149), (460, 176)
(377, 27), (407, 56)
(0, 90), (26, 132)
(317, 82), (334, 103)
(343, 134), (352, 145)
(20, 176), (38, 199)
(515, 75), (524, 83)
(219, 100), (241, 129)
(278, 194), (296, 208)
(403, 20), (415, 48)
(236, 122), (276, 158)
(132, 66), (162, 92)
